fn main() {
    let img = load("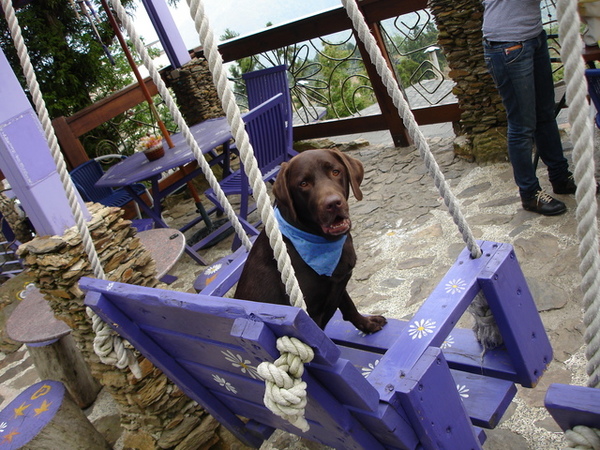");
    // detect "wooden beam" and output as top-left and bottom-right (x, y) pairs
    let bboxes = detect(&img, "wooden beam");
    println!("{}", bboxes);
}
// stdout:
(65, 78), (159, 138)
(216, 0), (429, 63)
